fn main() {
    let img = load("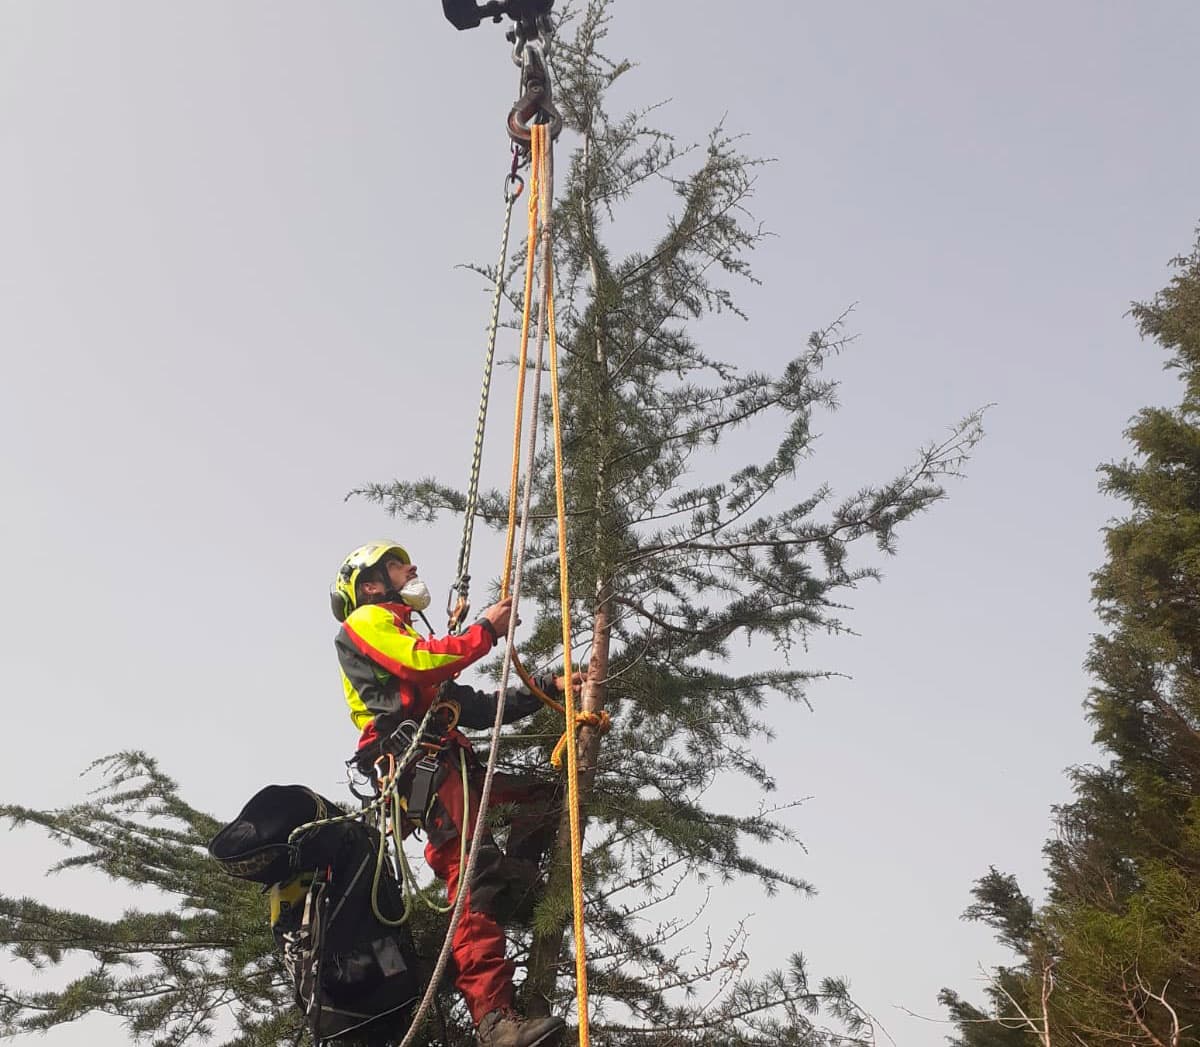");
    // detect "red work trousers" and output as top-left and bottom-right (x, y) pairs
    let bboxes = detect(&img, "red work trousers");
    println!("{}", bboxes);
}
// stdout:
(424, 763), (516, 1025)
